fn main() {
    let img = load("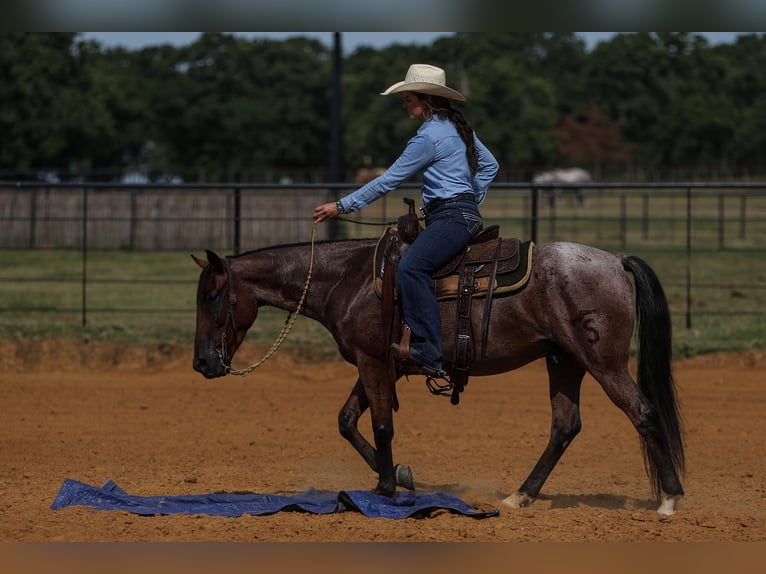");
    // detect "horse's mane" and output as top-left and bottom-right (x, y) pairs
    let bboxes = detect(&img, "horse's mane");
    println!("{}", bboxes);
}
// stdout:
(229, 237), (377, 259)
